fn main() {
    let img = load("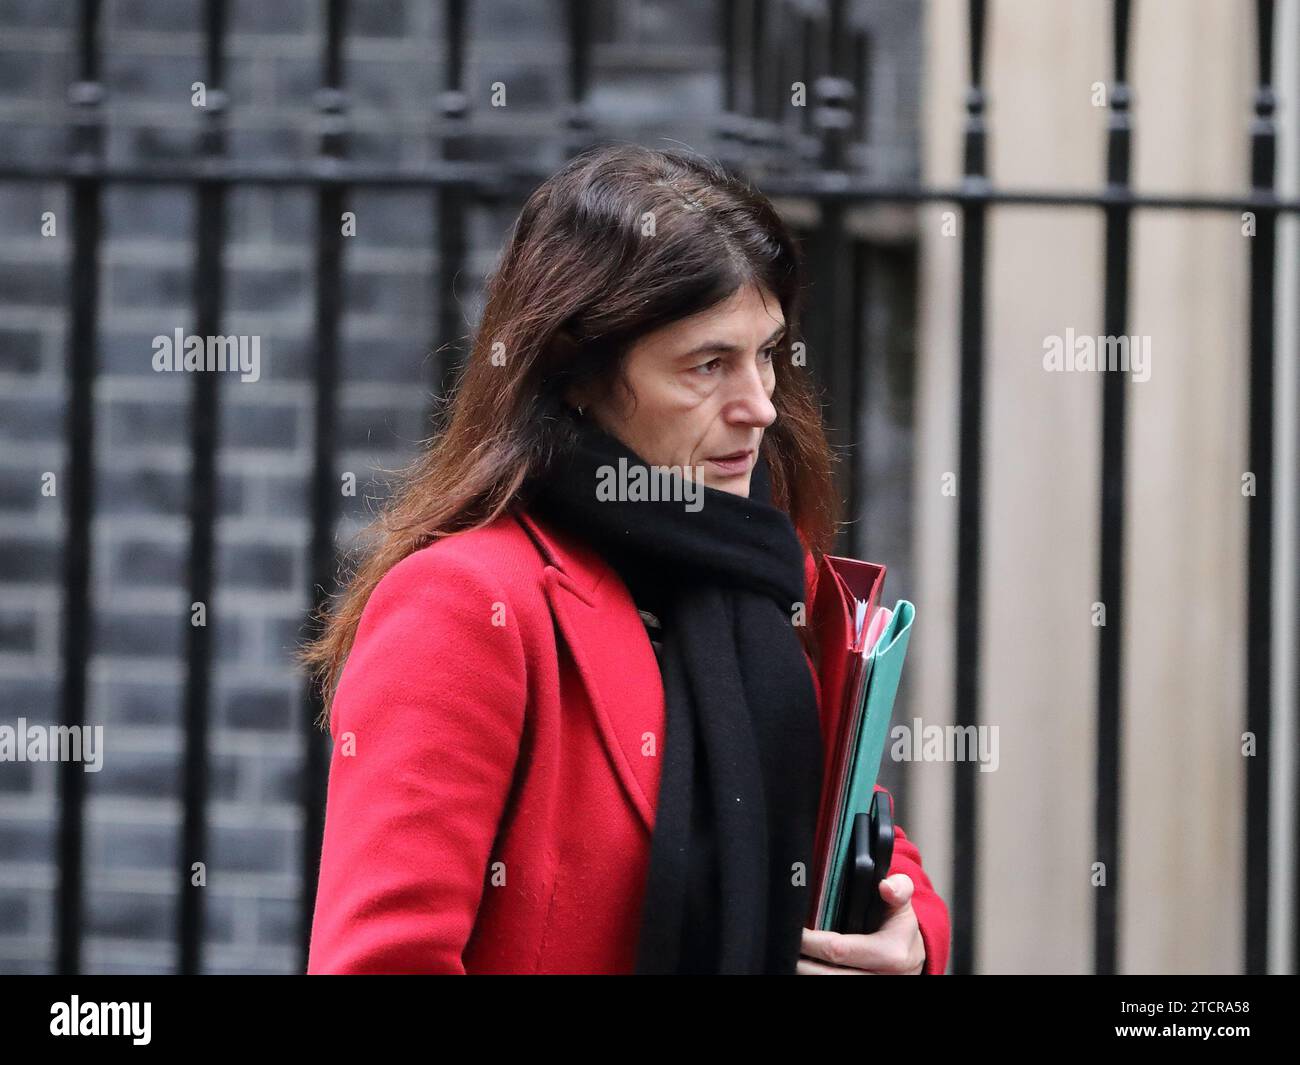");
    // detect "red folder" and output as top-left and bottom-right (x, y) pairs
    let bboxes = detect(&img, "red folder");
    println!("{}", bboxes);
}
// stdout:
(807, 554), (887, 921)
